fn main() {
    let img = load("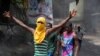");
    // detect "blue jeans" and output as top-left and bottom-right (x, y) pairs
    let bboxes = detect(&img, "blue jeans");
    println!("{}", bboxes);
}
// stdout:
(48, 52), (53, 56)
